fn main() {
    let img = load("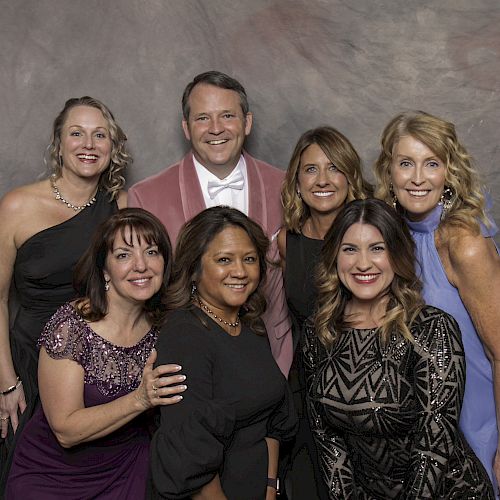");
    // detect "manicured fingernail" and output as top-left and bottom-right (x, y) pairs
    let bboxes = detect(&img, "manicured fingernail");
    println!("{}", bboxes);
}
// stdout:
(178, 375), (186, 382)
